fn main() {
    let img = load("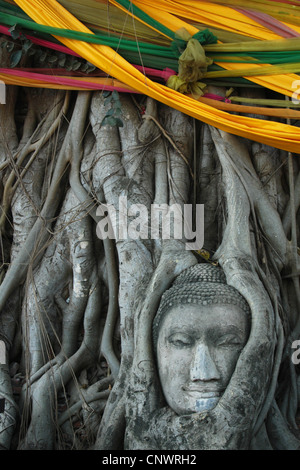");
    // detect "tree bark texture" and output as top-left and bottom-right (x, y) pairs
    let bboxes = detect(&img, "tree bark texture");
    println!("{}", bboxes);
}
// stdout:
(0, 48), (299, 449)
